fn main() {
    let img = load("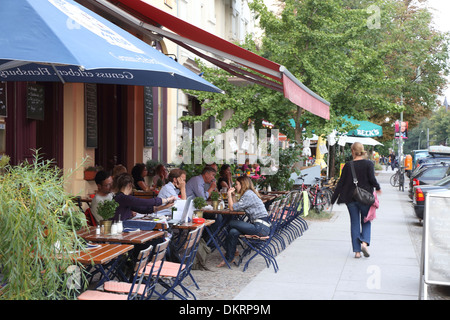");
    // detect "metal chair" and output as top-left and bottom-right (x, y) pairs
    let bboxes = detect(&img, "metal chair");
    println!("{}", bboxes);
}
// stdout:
(137, 239), (170, 300)
(77, 245), (153, 300)
(238, 200), (284, 273)
(154, 225), (204, 300)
